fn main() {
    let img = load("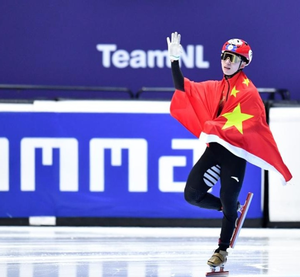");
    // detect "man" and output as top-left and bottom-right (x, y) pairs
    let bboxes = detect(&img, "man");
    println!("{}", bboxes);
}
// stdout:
(167, 32), (292, 269)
